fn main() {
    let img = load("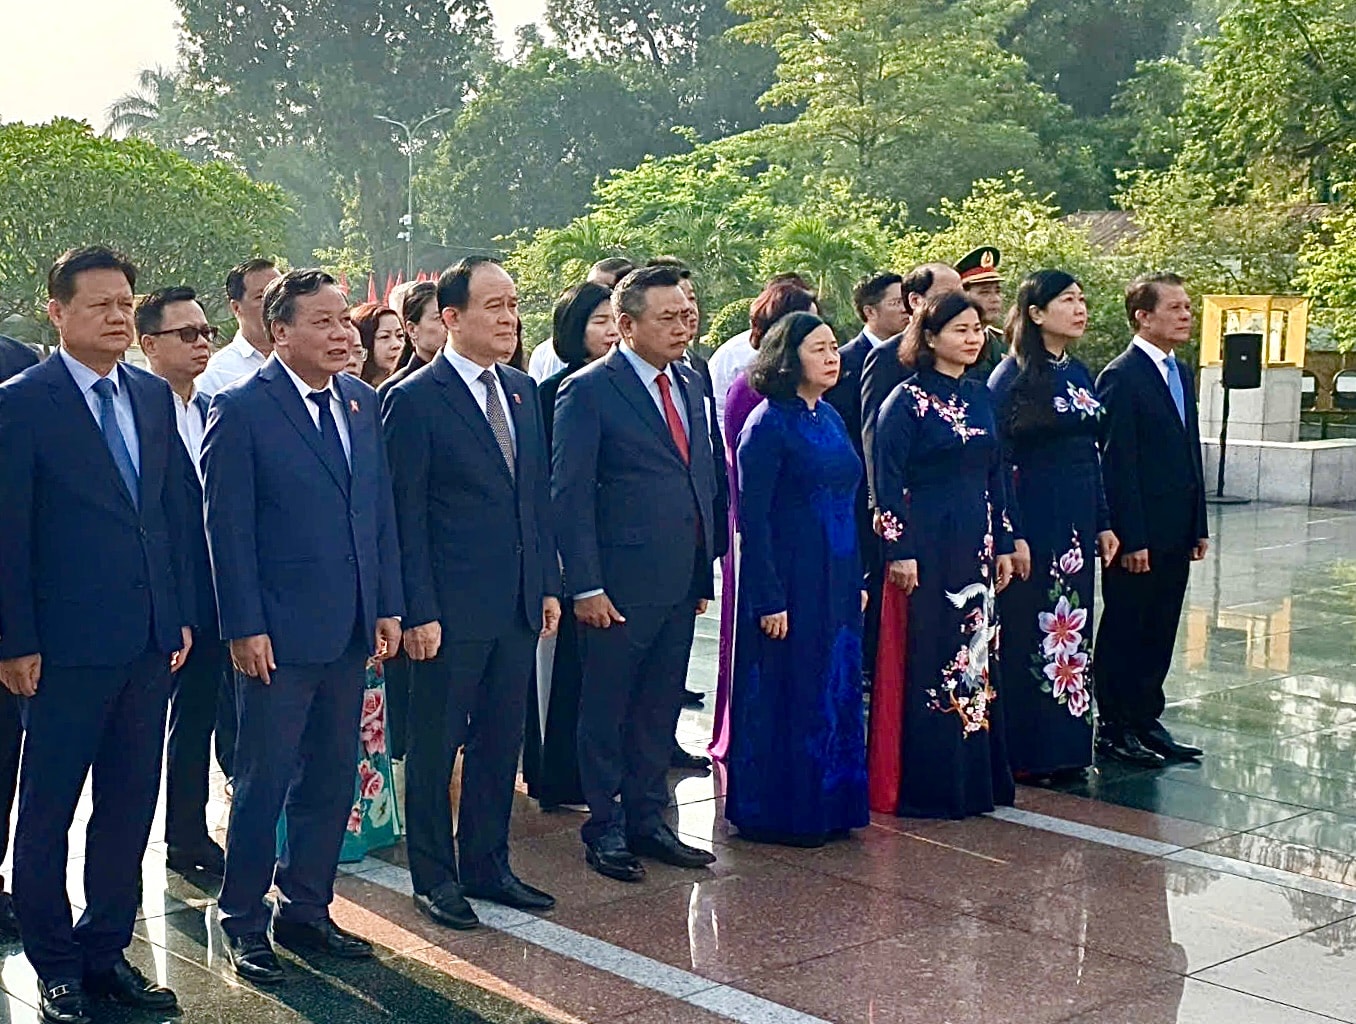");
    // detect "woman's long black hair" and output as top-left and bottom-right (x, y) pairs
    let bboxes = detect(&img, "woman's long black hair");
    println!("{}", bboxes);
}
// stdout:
(1004, 269), (1079, 437)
